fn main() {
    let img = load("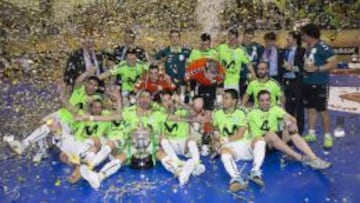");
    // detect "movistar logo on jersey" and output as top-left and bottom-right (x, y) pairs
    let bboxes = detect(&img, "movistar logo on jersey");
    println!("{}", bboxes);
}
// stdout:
(223, 125), (238, 137)
(85, 125), (98, 136)
(222, 60), (235, 70)
(112, 120), (124, 127)
(127, 75), (140, 85)
(164, 123), (179, 133)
